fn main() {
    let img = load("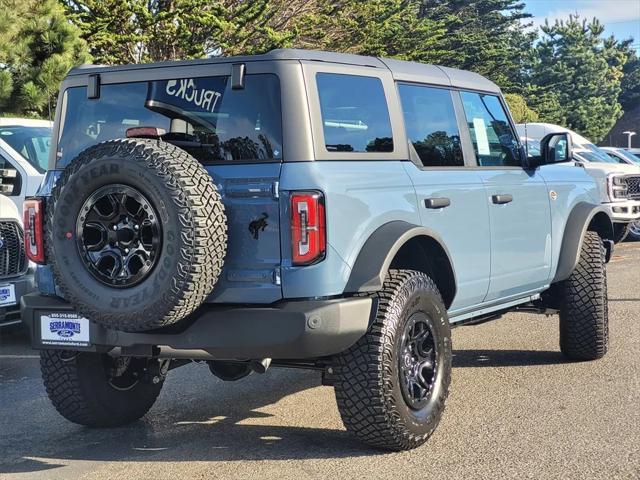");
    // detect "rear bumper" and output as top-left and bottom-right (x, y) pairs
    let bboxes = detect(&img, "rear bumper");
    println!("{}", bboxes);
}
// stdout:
(21, 294), (374, 360)
(1, 270), (35, 328)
